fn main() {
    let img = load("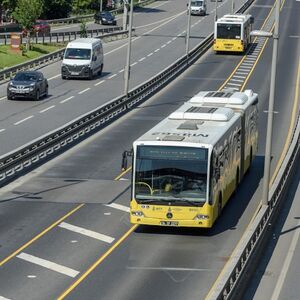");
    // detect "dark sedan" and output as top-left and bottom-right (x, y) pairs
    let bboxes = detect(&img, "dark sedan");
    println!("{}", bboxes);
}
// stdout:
(7, 71), (48, 101)
(94, 11), (117, 25)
